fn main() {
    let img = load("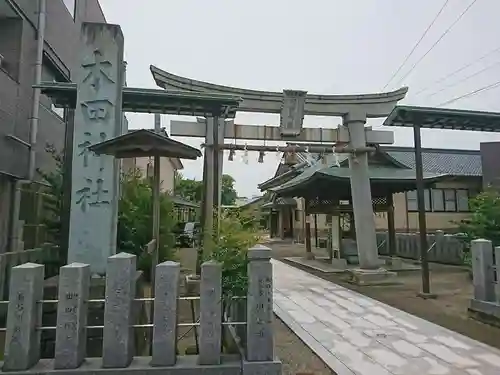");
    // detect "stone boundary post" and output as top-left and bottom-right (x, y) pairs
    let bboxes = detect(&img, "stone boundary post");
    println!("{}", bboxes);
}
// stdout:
(494, 246), (500, 302)
(2, 263), (44, 371)
(246, 244), (274, 361)
(471, 239), (495, 302)
(54, 263), (90, 369)
(151, 261), (180, 366)
(199, 260), (222, 365)
(102, 253), (137, 368)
